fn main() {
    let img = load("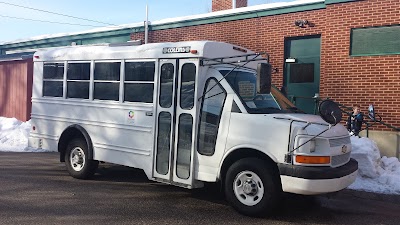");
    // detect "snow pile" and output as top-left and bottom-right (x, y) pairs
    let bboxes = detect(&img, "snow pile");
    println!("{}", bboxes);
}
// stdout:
(349, 136), (400, 194)
(0, 117), (50, 152)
